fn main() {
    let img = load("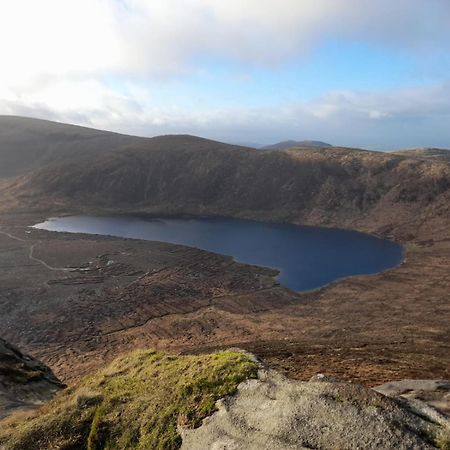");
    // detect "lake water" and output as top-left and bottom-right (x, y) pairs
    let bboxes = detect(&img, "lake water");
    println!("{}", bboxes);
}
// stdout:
(33, 216), (404, 292)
